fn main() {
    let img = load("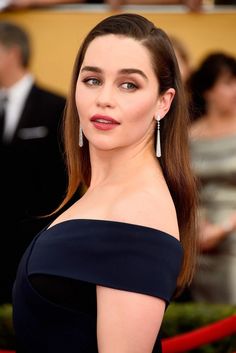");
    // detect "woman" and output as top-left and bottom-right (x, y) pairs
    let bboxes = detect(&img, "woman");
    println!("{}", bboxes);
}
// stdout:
(12, 13), (197, 353)
(188, 52), (236, 304)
